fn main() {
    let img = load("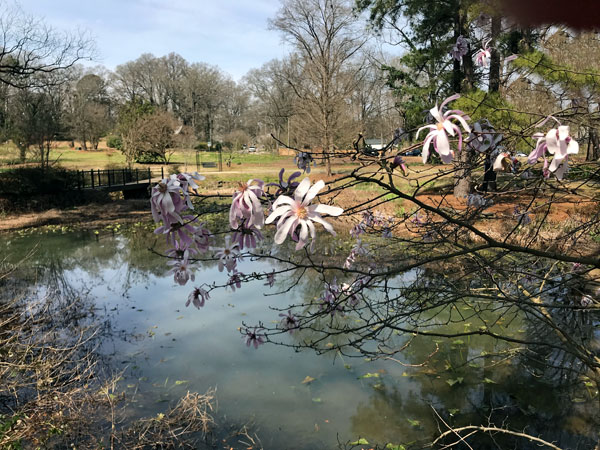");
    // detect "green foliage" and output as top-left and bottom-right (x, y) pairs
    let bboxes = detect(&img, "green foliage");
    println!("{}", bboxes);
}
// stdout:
(0, 167), (79, 197)
(106, 134), (123, 150)
(513, 50), (600, 92)
(195, 141), (208, 151)
(134, 152), (164, 164)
